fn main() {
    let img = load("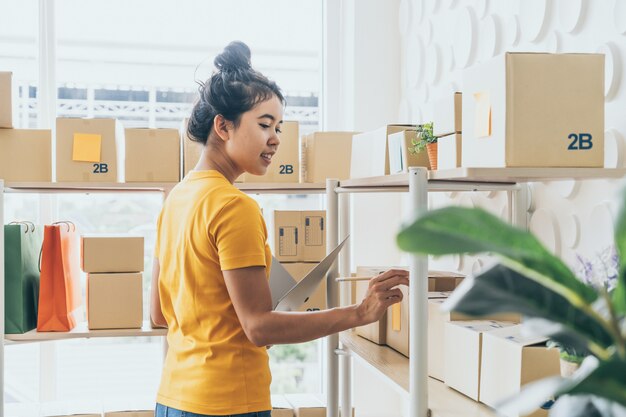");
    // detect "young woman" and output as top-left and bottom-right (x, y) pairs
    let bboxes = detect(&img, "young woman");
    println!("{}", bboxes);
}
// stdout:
(151, 41), (409, 417)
